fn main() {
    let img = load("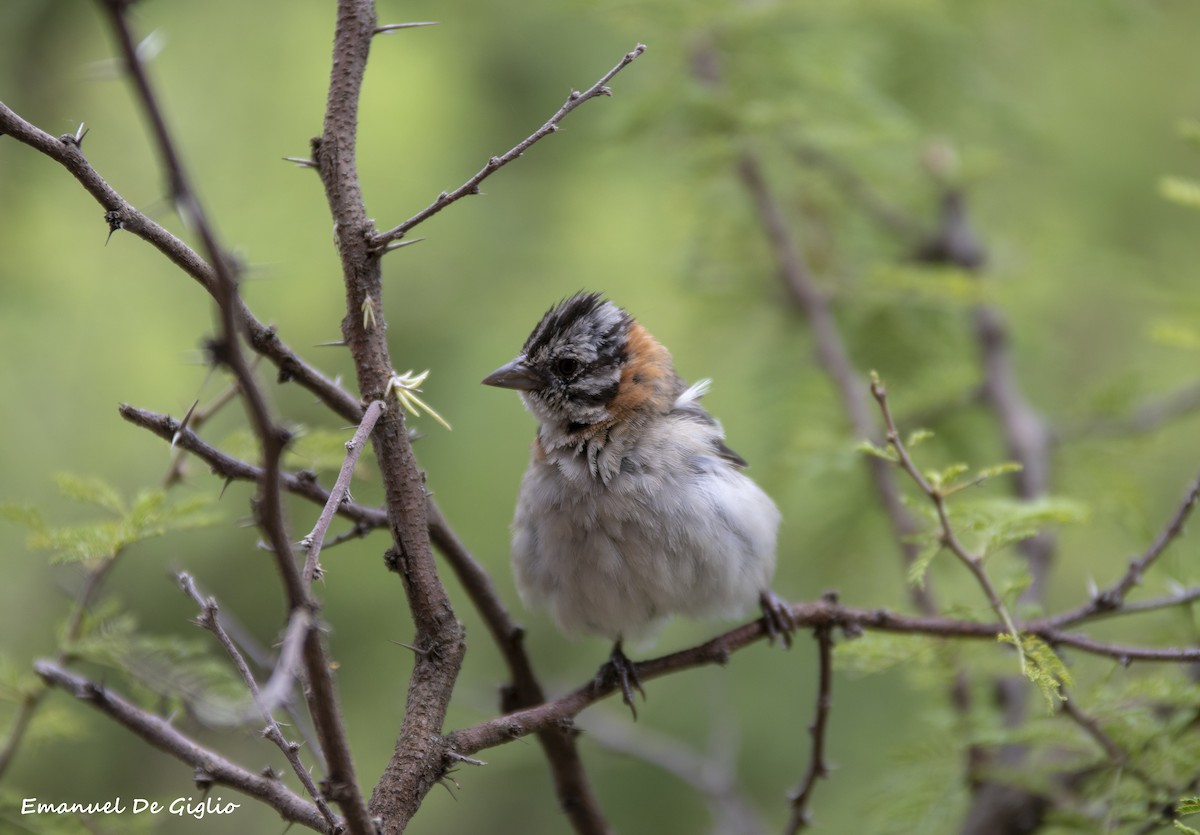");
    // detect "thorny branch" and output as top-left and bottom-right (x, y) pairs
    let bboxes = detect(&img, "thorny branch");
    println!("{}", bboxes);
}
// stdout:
(1044, 468), (1200, 630)
(300, 399), (386, 588)
(96, 0), (373, 829)
(371, 44), (647, 252)
(177, 573), (339, 831)
(33, 661), (331, 833)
